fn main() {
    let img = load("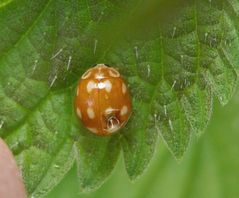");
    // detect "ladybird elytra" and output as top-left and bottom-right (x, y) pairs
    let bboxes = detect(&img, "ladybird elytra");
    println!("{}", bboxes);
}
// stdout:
(75, 64), (132, 136)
